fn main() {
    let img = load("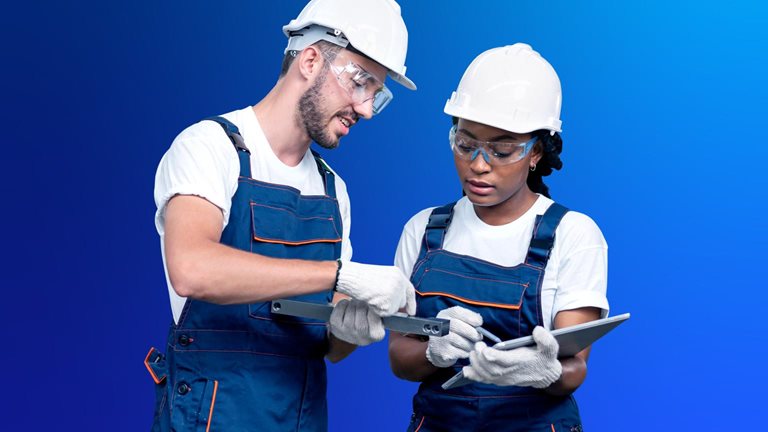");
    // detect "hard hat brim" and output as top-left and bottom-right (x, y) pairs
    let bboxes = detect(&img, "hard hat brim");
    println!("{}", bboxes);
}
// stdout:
(444, 103), (562, 134)
(390, 72), (416, 91)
